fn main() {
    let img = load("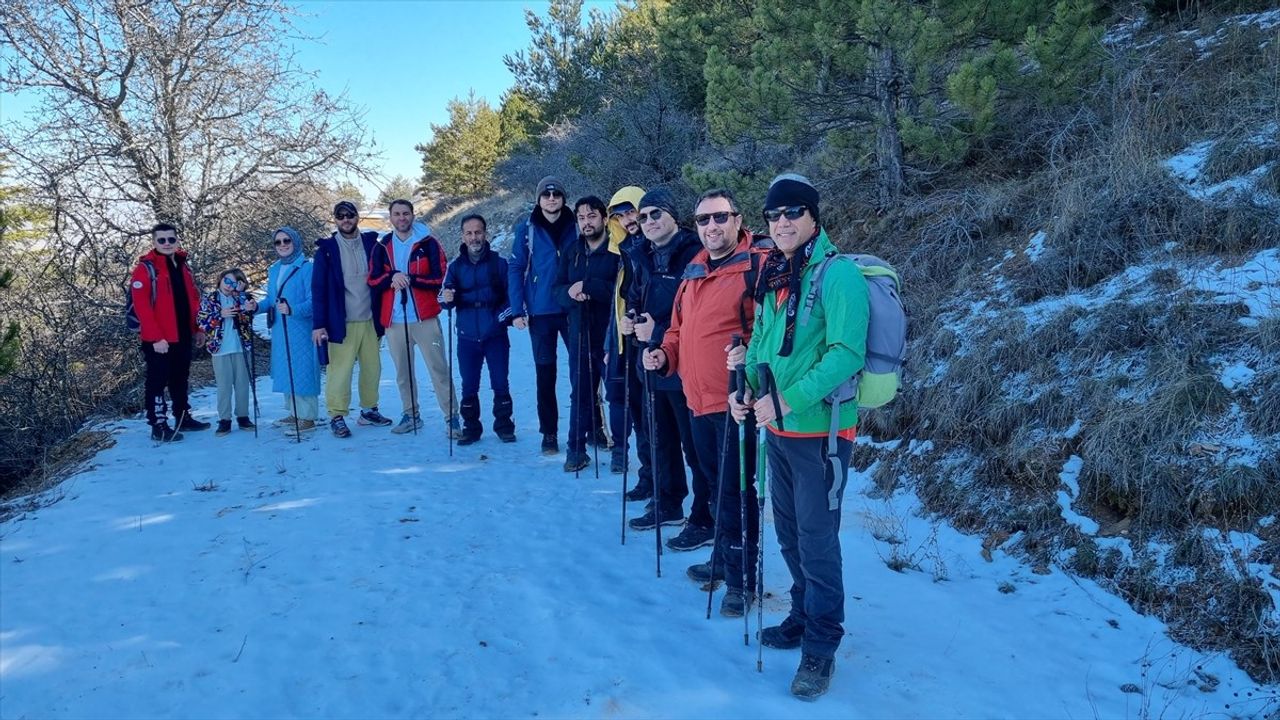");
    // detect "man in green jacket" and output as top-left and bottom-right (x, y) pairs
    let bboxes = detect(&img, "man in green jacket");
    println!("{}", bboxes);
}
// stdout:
(728, 174), (869, 701)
